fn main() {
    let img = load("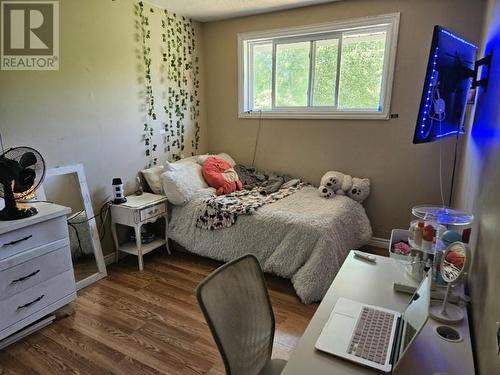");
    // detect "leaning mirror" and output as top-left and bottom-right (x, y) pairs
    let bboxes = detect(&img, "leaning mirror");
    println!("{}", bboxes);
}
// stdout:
(37, 164), (107, 290)
(429, 241), (468, 324)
